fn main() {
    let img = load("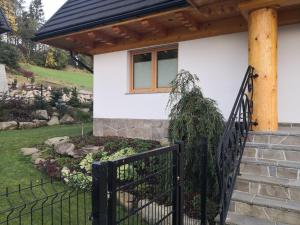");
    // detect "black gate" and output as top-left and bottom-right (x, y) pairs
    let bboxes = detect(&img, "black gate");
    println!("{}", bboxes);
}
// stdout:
(91, 139), (208, 225)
